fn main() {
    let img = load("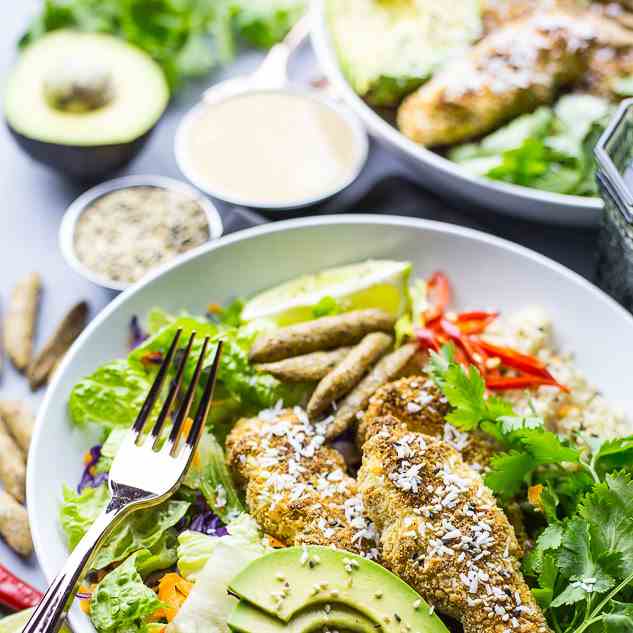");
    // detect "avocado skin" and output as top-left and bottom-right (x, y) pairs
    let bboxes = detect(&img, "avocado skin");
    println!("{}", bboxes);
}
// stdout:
(7, 119), (157, 181)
